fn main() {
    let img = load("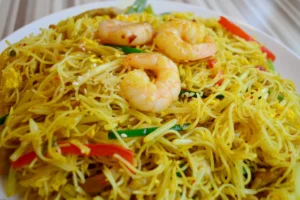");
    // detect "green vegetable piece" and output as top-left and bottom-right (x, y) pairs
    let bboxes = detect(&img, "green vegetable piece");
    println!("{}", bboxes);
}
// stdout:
(0, 114), (8, 125)
(180, 90), (224, 100)
(268, 60), (275, 71)
(9, 49), (16, 57)
(176, 163), (188, 177)
(268, 89), (271, 94)
(145, 5), (155, 15)
(242, 166), (247, 176)
(107, 45), (143, 54)
(277, 94), (284, 102)
(108, 124), (190, 139)
(126, 0), (147, 14)
(216, 94), (224, 100)
(179, 90), (199, 98)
